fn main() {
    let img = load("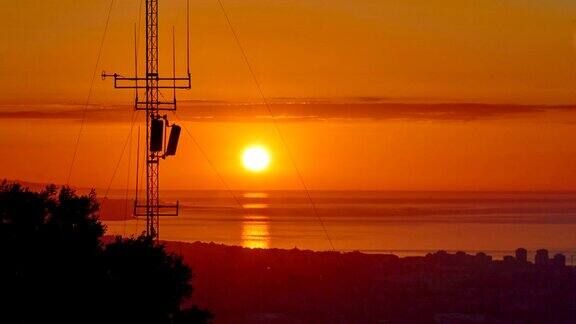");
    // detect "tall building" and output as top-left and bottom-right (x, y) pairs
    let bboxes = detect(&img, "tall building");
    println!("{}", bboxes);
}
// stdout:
(535, 249), (549, 266)
(515, 248), (528, 263)
(503, 255), (515, 263)
(553, 254), (566, 268)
